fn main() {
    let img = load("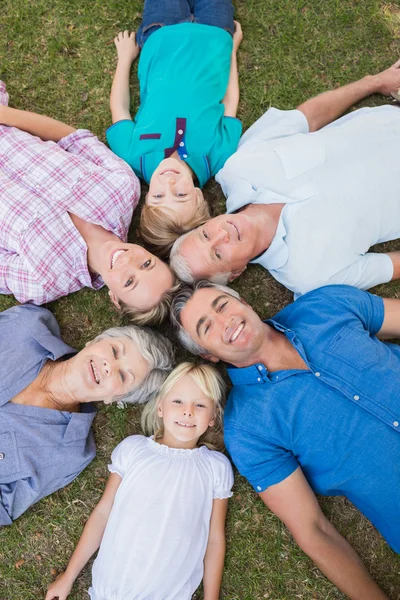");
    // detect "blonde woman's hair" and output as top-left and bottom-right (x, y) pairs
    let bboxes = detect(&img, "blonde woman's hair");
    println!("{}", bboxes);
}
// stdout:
(139, 190), (210, 258)
(117, 280), (182, 326)
(141, 362), (226, 451)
